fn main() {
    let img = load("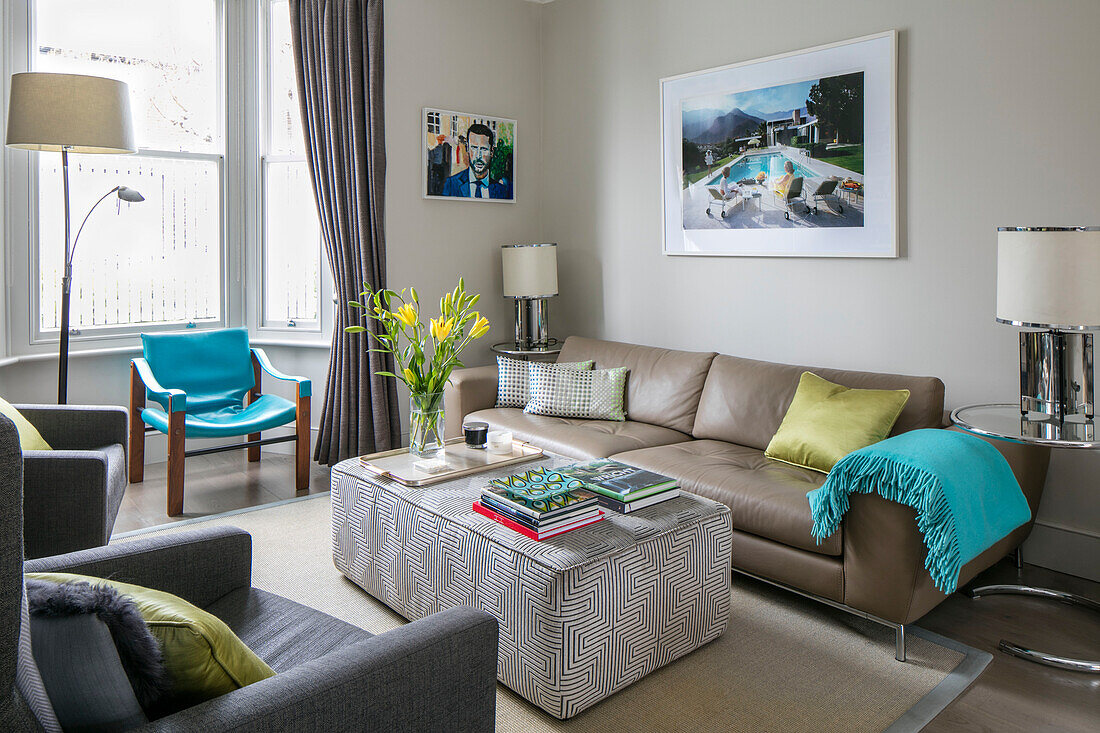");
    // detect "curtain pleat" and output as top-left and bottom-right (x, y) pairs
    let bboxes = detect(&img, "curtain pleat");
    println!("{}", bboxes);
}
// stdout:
(289, 0), (400, 464)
